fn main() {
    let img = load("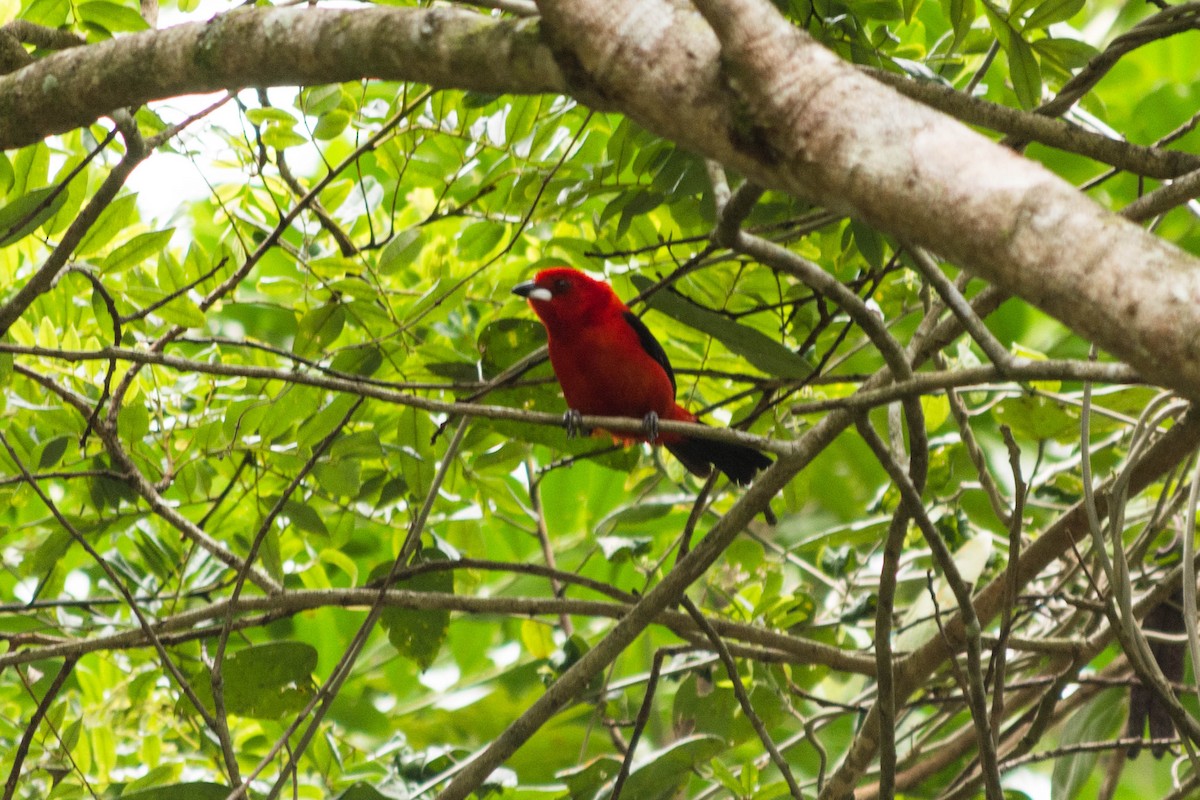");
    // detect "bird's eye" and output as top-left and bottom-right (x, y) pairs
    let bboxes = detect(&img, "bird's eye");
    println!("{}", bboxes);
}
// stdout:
(553, 278), (572, 294)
